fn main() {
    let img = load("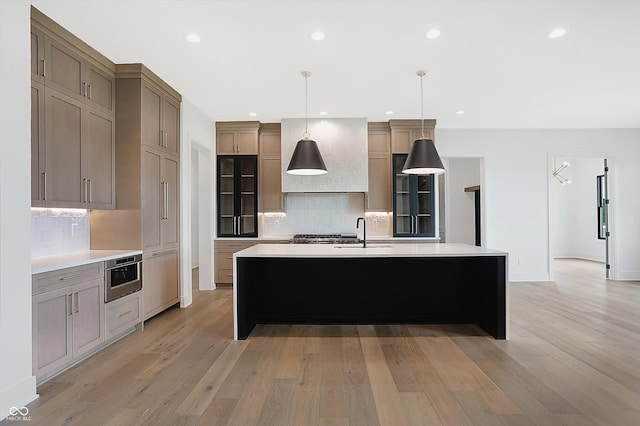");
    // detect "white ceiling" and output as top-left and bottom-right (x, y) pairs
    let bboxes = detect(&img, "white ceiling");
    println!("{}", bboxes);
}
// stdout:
(31, 0), (640, 128)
